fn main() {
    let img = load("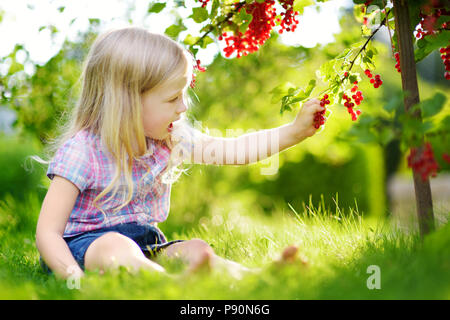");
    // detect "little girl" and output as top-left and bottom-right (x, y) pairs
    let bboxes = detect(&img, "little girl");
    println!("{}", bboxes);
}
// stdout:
(35, 27), (325, 280)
